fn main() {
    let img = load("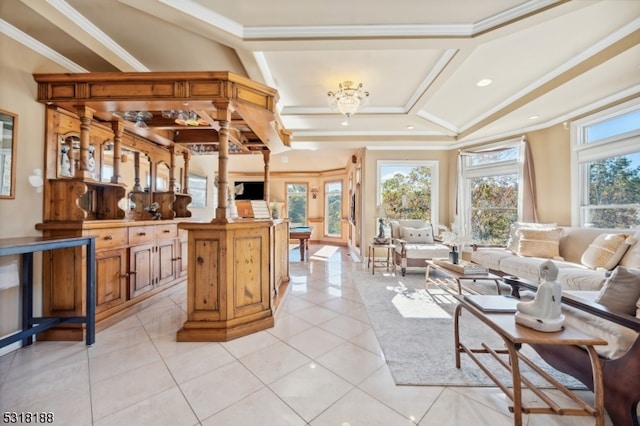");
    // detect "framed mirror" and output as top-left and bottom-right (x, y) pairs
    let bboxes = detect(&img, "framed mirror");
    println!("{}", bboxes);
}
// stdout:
(0, 110), (17, 199)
